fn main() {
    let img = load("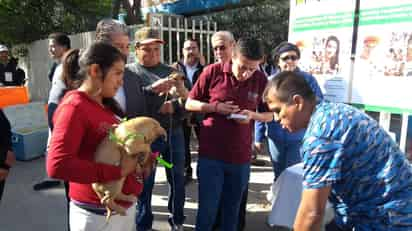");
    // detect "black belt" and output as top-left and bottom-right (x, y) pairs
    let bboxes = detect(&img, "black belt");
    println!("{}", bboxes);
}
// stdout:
(72, 201), (114, 216)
